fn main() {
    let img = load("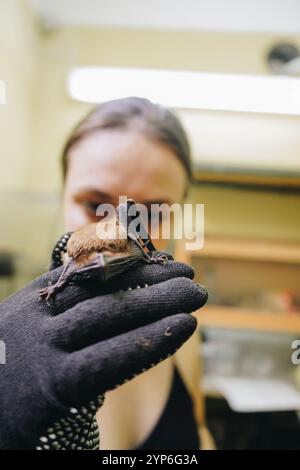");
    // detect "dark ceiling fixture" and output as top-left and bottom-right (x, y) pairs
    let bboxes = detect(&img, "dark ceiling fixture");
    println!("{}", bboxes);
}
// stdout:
(267, 43), (300, 76)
